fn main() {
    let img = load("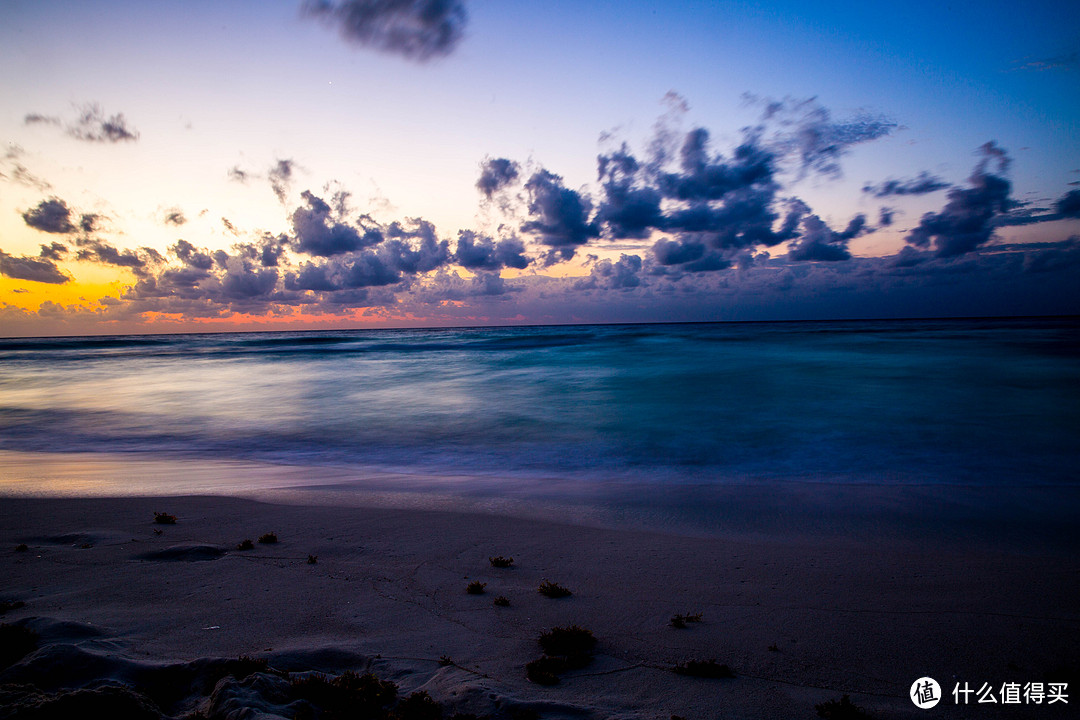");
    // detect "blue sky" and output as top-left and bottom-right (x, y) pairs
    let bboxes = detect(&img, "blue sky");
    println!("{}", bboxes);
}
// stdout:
(1, 0), (1078, 334)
